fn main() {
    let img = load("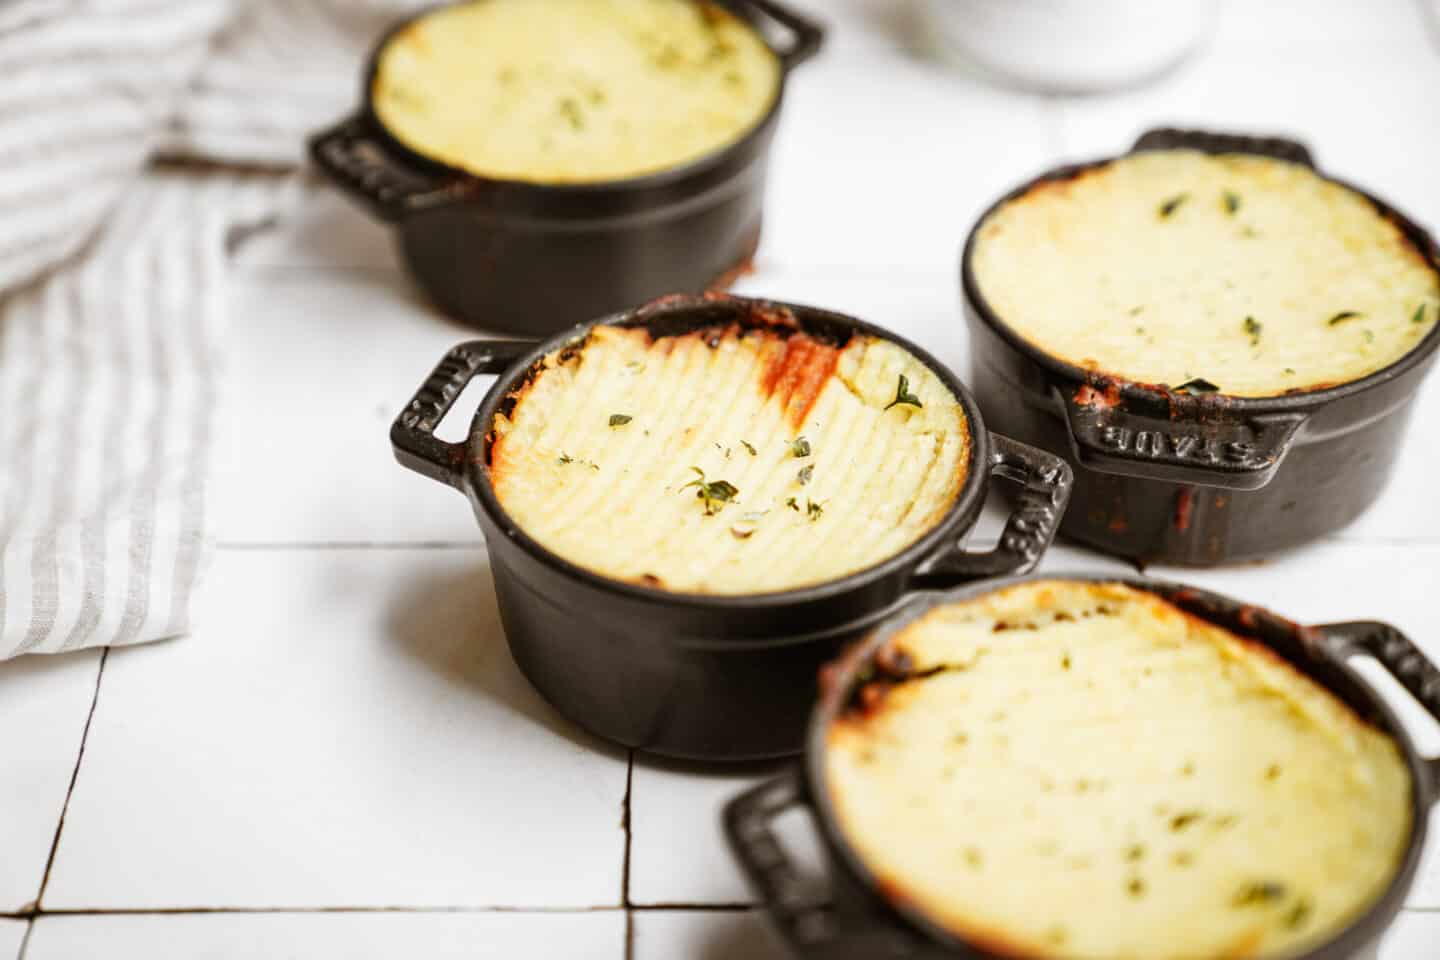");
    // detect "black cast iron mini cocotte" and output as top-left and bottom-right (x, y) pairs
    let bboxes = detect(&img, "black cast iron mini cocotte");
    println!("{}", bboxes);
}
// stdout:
(390, 295), (1073, 761)
(961, 128), (1440, 565)
(726, 574), (1440, 959)
(310, 0), (822, 337)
